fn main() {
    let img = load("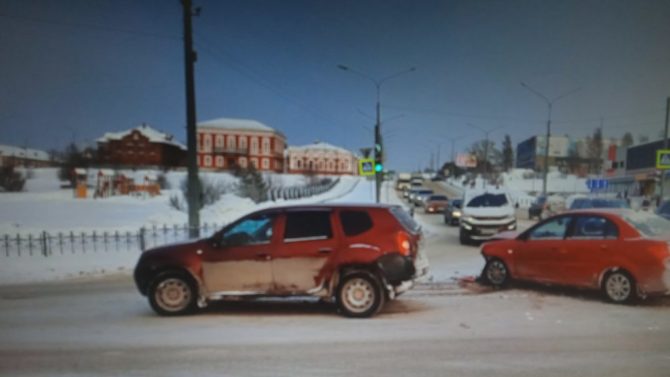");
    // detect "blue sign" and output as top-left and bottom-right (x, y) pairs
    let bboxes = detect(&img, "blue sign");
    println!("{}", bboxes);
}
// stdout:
(586, 179), (608, 191)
